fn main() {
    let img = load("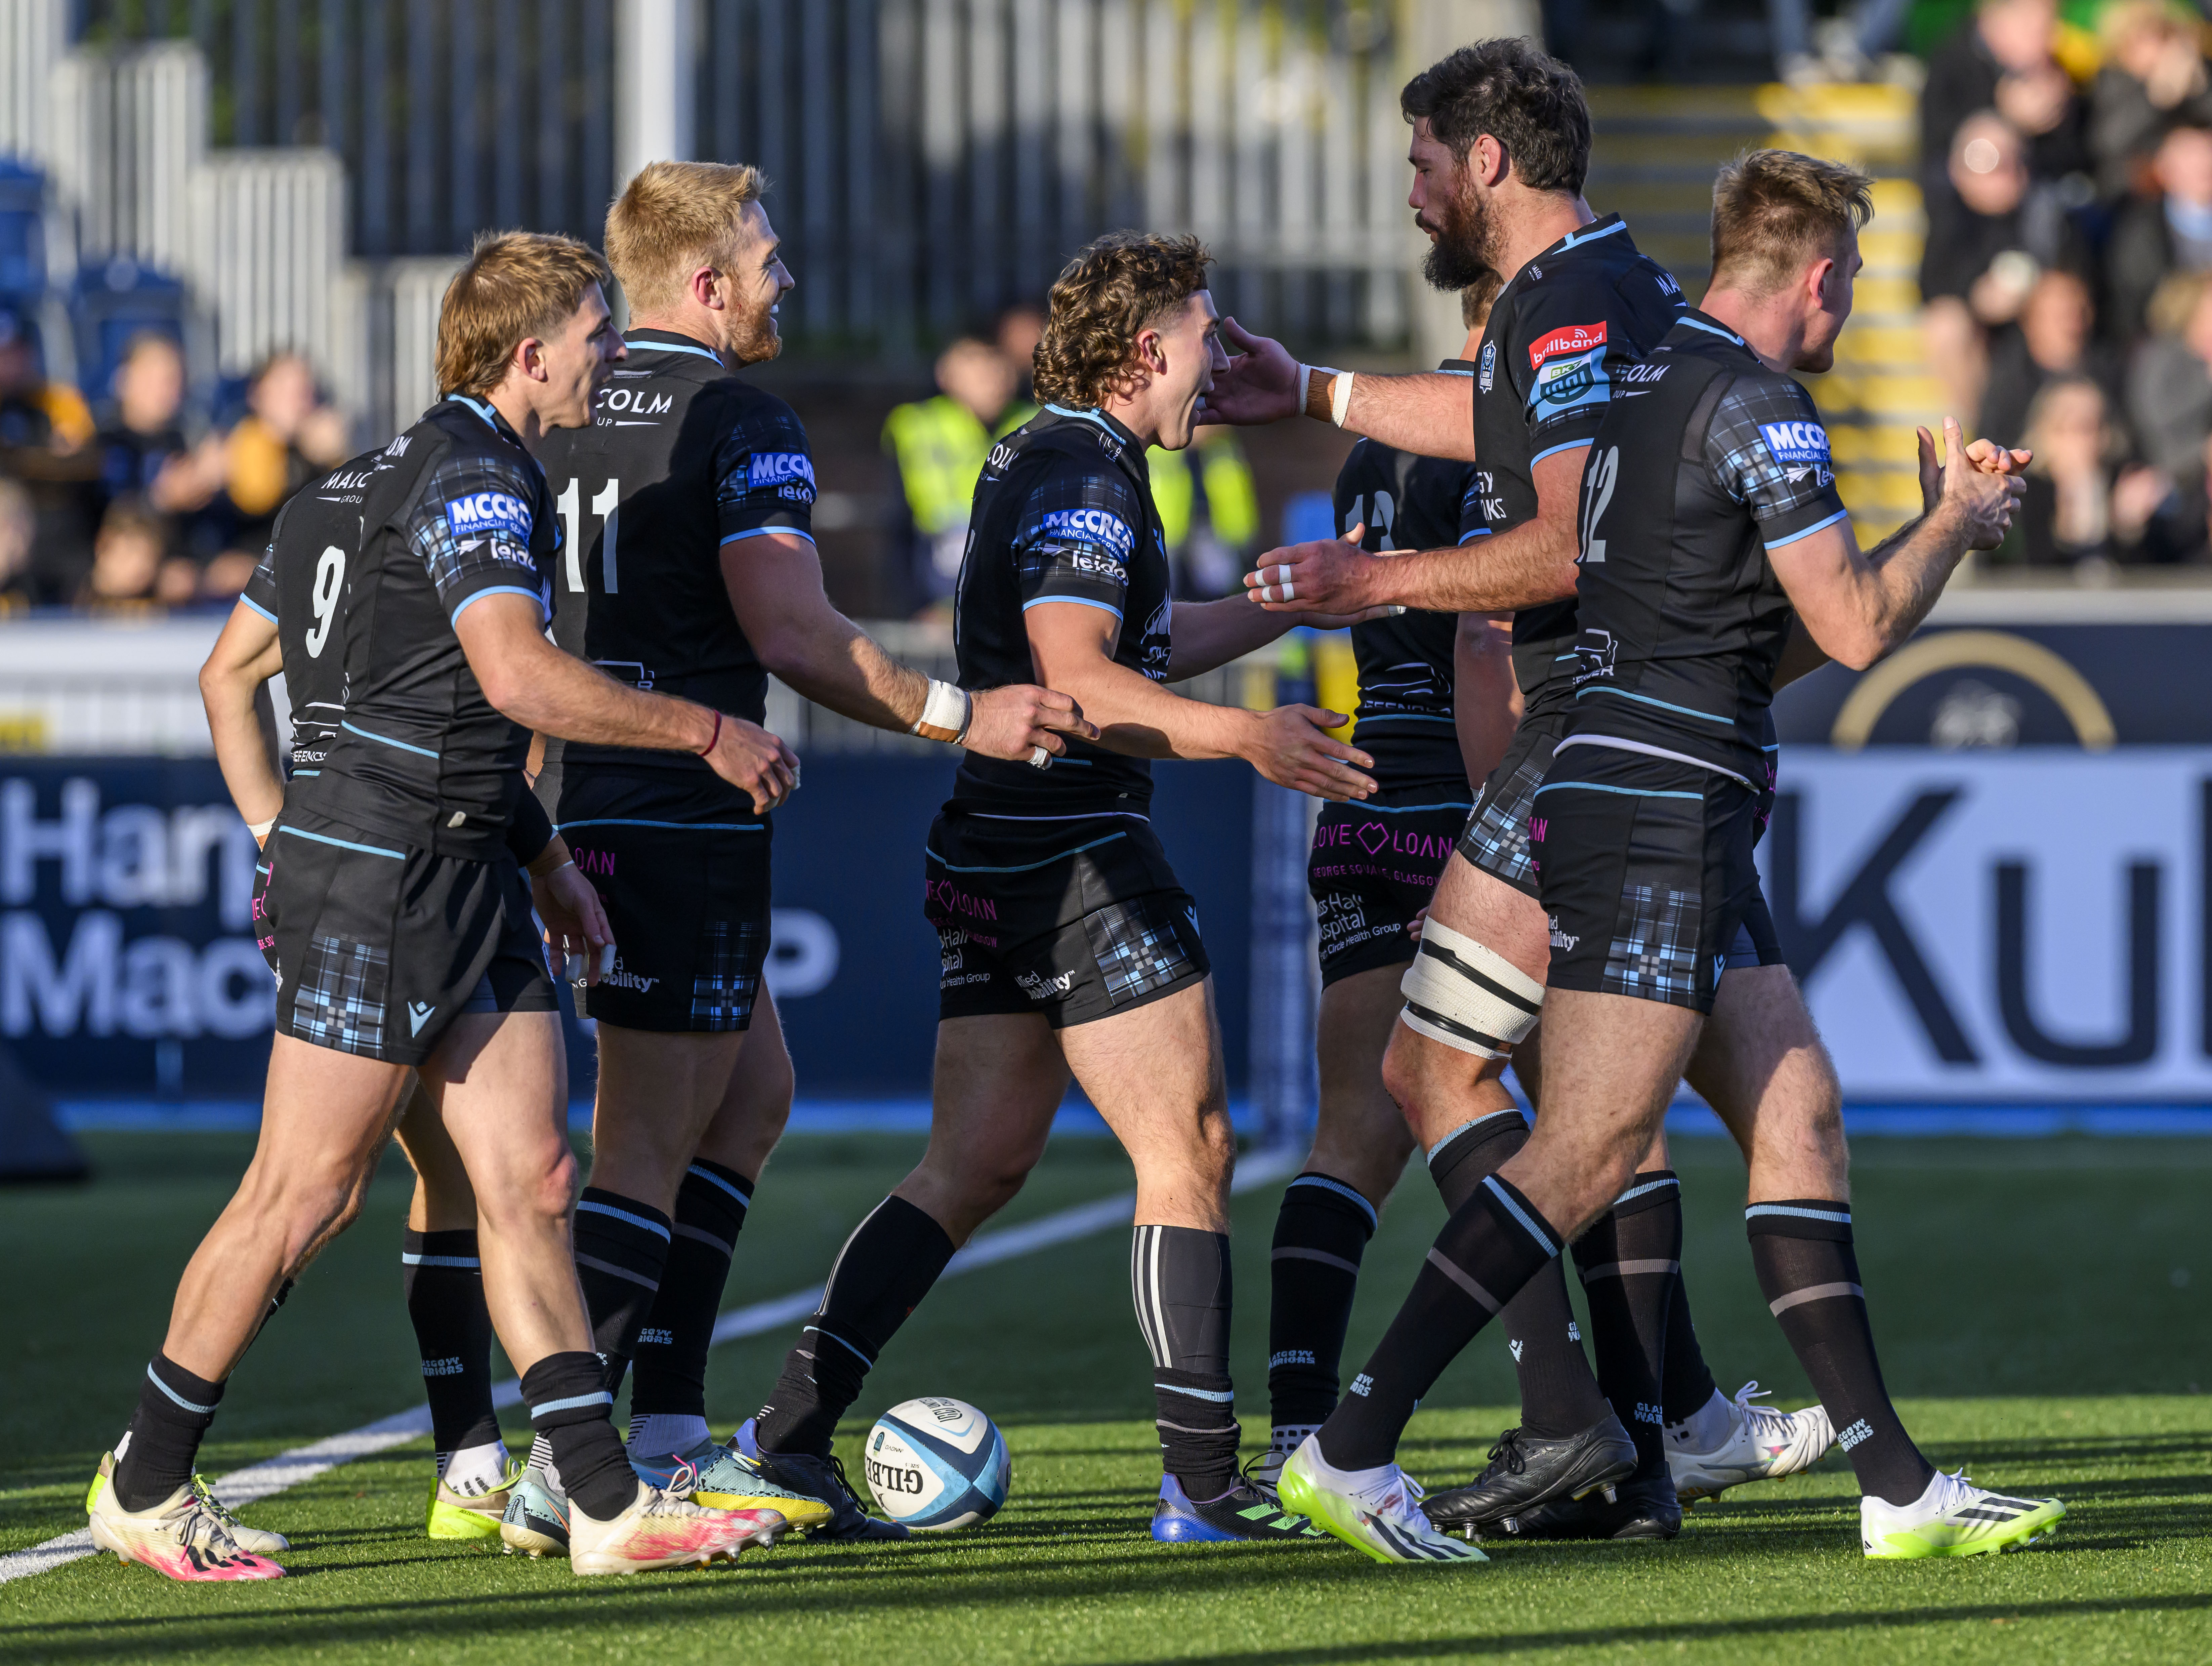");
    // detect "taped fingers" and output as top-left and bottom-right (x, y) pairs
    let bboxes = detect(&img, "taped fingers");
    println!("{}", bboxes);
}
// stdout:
(1396, 919), (1545, 1058)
